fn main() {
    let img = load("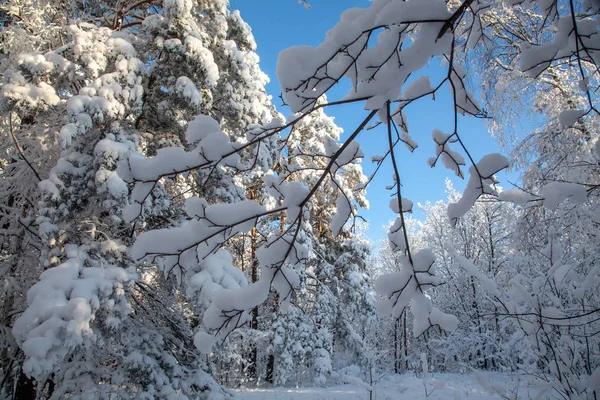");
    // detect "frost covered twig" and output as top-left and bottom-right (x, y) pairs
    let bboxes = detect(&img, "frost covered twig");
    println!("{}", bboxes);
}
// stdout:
(7, 113), (41, 182)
